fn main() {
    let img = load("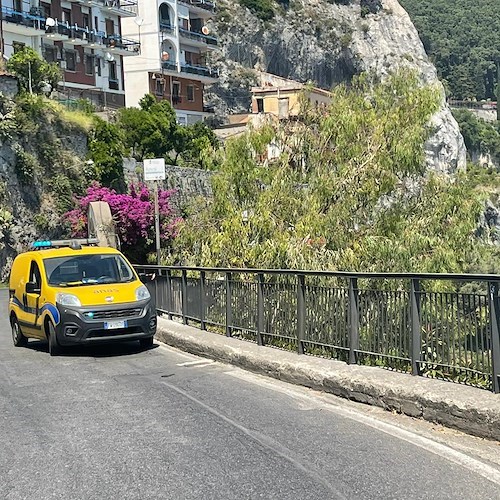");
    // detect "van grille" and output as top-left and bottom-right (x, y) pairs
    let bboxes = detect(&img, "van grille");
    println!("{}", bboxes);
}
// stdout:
(89, 308), (142, 320)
